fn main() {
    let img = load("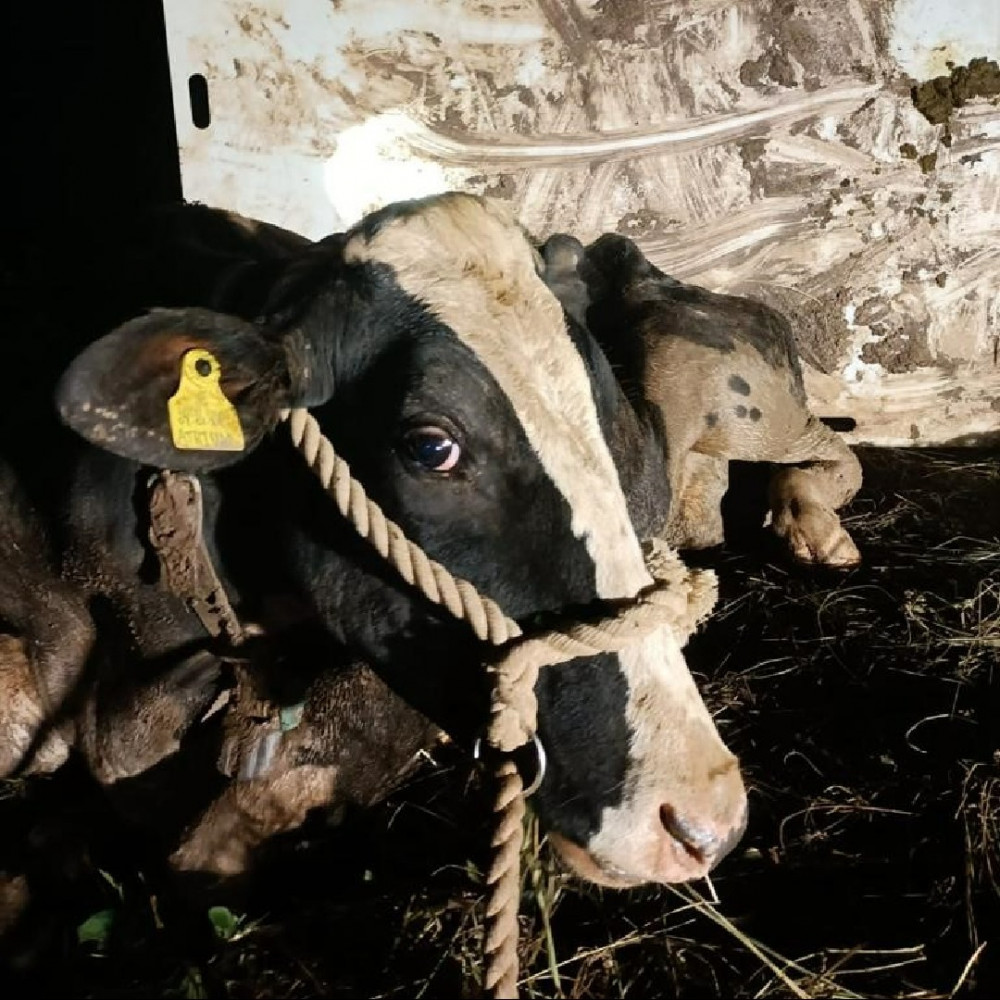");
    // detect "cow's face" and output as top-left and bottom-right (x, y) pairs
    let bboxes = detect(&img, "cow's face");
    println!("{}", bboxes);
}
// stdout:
(57, 193), (746, 886)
